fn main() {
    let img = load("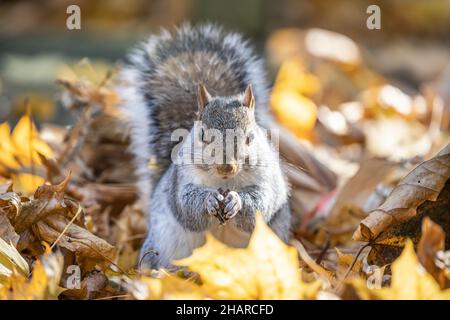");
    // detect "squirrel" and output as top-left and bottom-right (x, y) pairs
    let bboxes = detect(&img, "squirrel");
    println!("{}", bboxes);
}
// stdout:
(117, 24), (291, 269)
